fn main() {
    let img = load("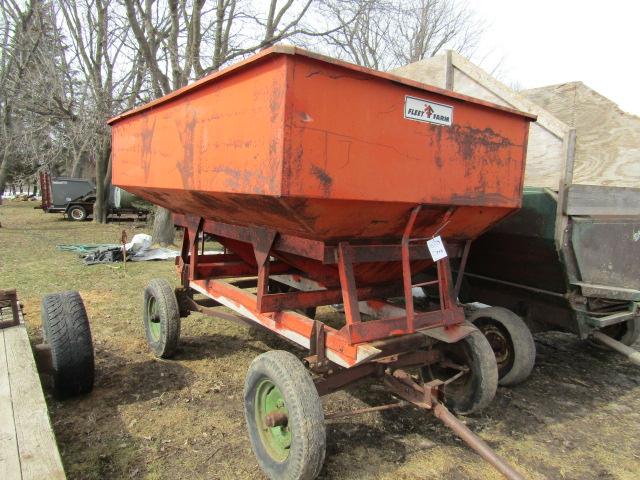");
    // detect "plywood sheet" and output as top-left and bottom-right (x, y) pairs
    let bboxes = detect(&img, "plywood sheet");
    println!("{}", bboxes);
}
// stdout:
(523, 82), (640, 188)
(392, 54), (447, 89)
